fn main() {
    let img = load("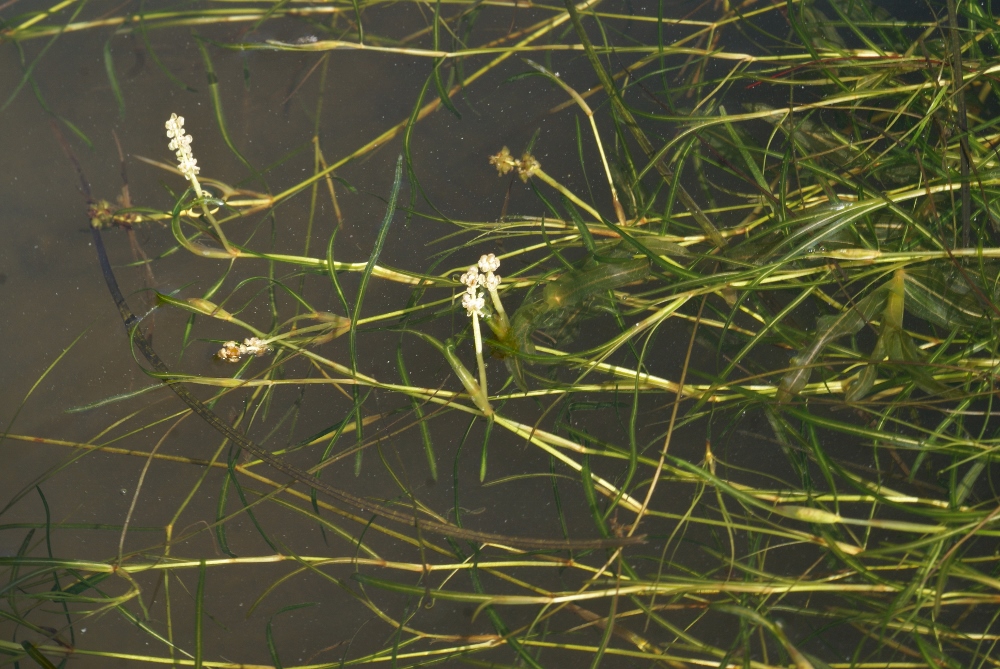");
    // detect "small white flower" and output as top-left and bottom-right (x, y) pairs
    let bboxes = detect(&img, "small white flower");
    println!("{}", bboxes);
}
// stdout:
(166, 113), (202, 192)
(478, 254), (500, 274)
(178, 155), (199, 176)
(241, 337), (271, 357)
(165, 114), (184, 137)
(460, 266), (482, 289)
(484, 272), (501, 291)
(462, 291), (485, 317)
